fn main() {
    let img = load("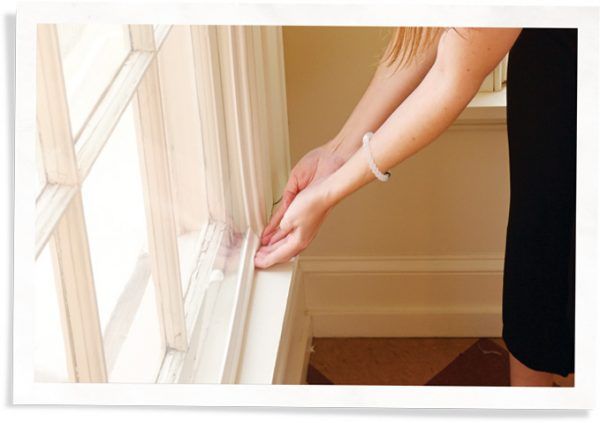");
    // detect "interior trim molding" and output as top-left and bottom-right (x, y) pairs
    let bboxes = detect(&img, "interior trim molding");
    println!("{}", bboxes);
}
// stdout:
(297, 254), (505, 338)
(299, 254), (505, 274)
